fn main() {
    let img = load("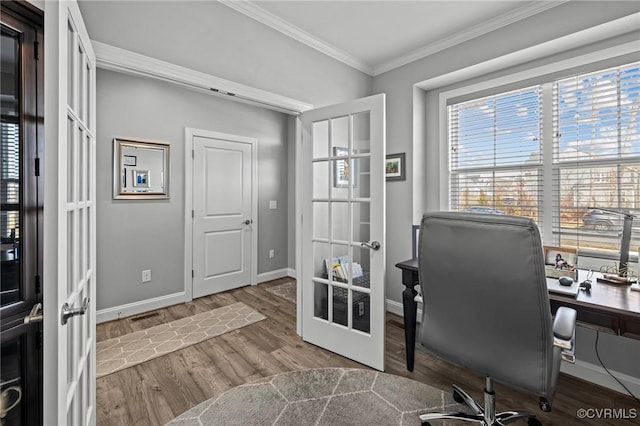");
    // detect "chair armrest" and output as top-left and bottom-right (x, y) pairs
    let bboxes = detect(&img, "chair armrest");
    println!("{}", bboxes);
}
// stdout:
(553, 307), (577, 341)
(553, 307), (577, 363)
(414, 284), (423, 303)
